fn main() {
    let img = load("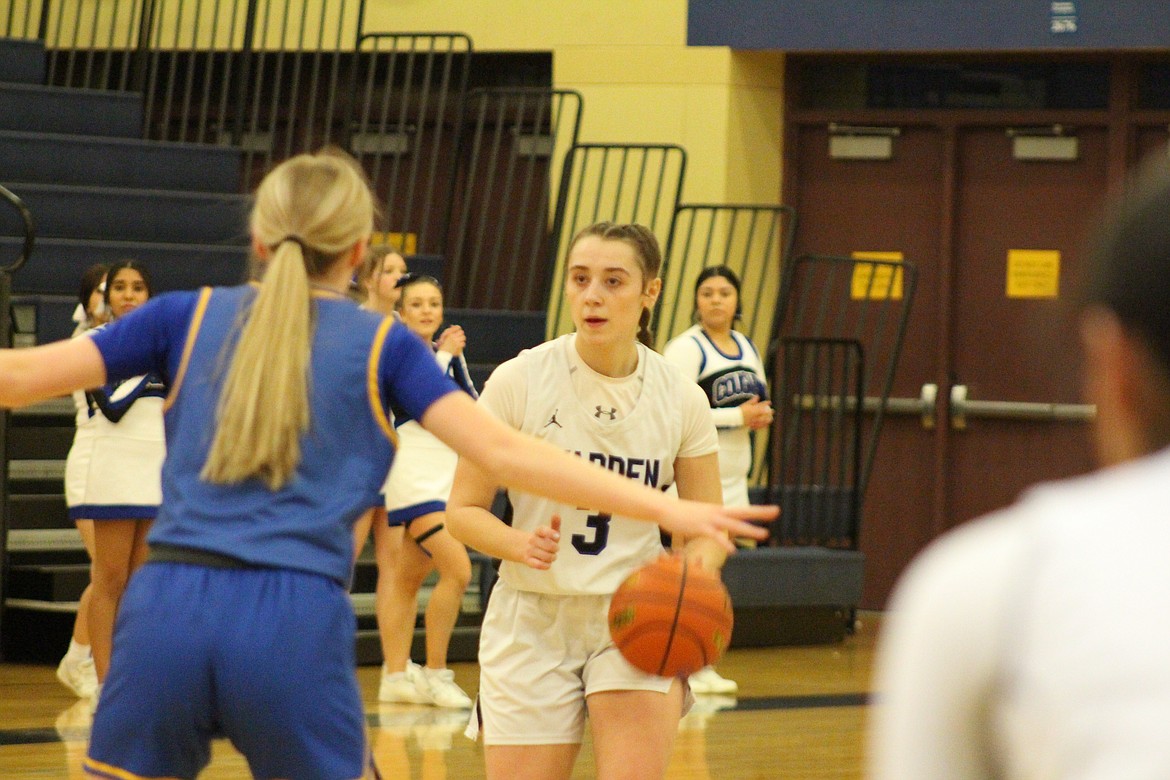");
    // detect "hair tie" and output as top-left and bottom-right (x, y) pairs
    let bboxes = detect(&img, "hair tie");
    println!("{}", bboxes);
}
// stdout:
(277, 234), (313, 254)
